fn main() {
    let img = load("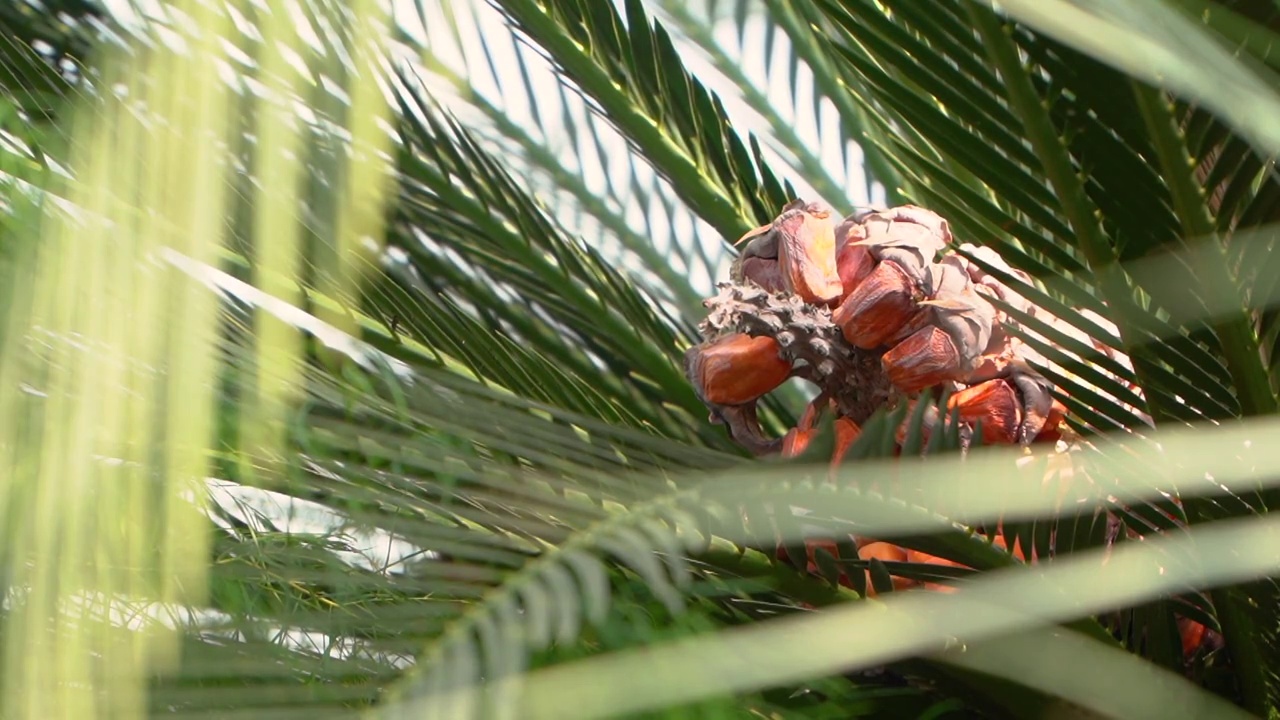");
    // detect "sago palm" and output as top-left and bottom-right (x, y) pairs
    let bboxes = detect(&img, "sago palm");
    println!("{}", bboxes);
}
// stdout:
(3, 0), (1280, 718)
